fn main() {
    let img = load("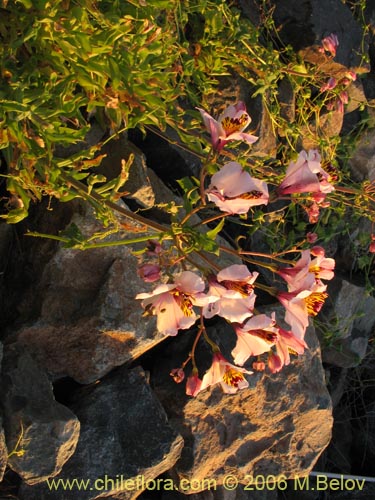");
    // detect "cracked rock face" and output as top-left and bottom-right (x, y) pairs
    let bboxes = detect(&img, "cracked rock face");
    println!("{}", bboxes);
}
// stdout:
(0, 347), (80, 485)
(19, 366), (184, 500)
(150, 319), (333, 494)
